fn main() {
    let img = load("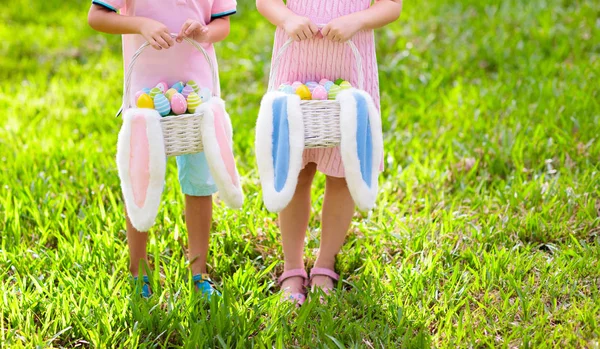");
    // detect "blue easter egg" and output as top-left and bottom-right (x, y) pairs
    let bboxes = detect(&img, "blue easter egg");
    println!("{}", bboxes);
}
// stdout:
(153, 94), (171, 116)
(171, 82), (184, 93)
(324, 81), (335, 91)
(281, 85), (295, 94)
(142, 87), (151, 94)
